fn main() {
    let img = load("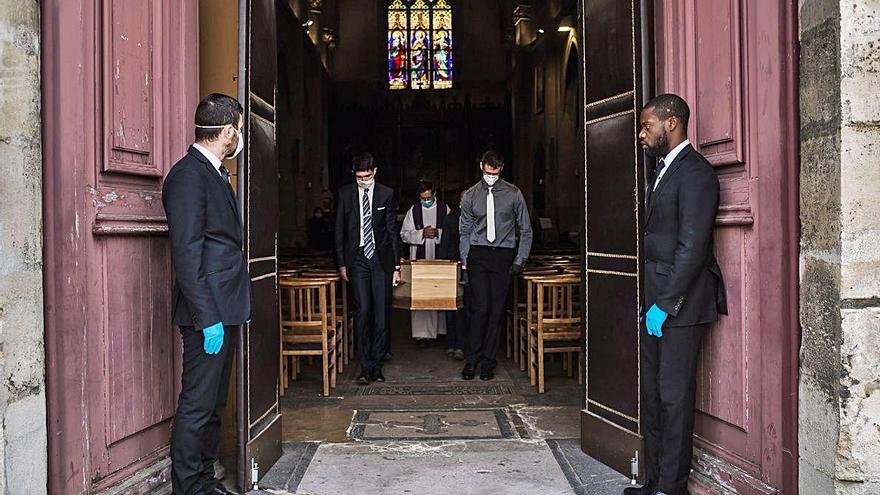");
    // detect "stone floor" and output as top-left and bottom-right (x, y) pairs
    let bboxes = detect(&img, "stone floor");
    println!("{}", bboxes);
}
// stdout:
(239, 310), (632, 495)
